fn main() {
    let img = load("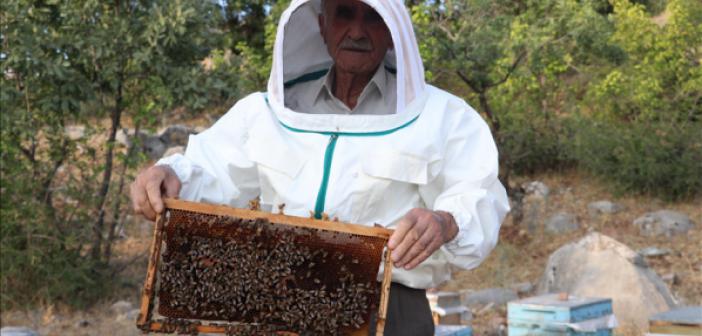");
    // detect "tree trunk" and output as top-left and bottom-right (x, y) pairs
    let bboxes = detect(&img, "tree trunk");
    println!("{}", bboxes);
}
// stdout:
(91, 80), (123, 261)
(104, 122), (141, 262)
